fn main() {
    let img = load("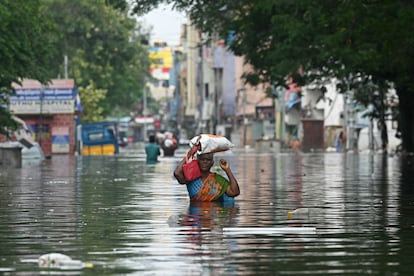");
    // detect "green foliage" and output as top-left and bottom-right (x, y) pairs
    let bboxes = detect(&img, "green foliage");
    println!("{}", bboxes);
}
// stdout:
(131, 0), (413, 90)
(0, 0), (58, 86)
(0, 0), (58, 133)
(78, 82), (107, 123)
(0, 104), (18, 137)
(0, 0), (152, 135)
(131, 0), (414, 151)
(42, 0), (151, 117)
(146, 96), (161, 116)
(131, 0), (169, 15)
(106, 0), (129, 12)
